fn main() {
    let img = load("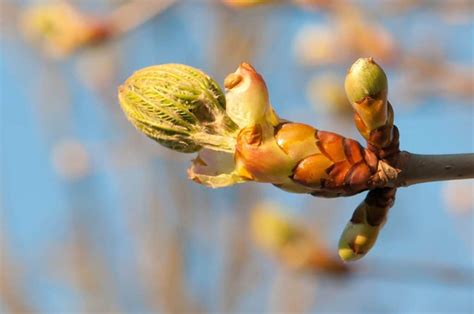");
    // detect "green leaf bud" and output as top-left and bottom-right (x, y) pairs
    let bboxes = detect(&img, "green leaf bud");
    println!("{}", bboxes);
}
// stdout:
(338, 199), (385, 262)
(345, 57), (388, 104)
(345, 58), (389, 131)
(118, 64), (238, 153)
(338, 220), (381, 262)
